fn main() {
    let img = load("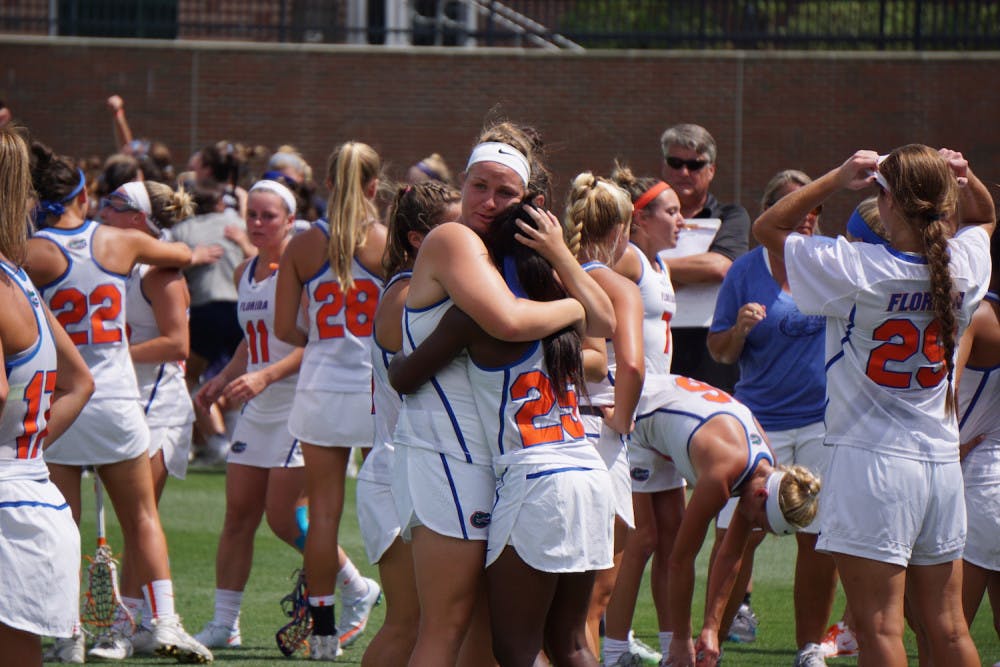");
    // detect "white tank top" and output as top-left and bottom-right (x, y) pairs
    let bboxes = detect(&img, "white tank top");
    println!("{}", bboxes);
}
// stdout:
(296, 220), (382, 393)
(633, 243), (676, 380)
(393, 297), (489, 465)
(35, 220), (139, 400)
(959, 292), (1000, 486)
(125, 264), (194, 427)
(237, 257), (300, 419)
(581, 262), (616, 408)
(469, 339), (604, 471)
(360, 271), (411, 485)
(0, 262), (59, 481)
